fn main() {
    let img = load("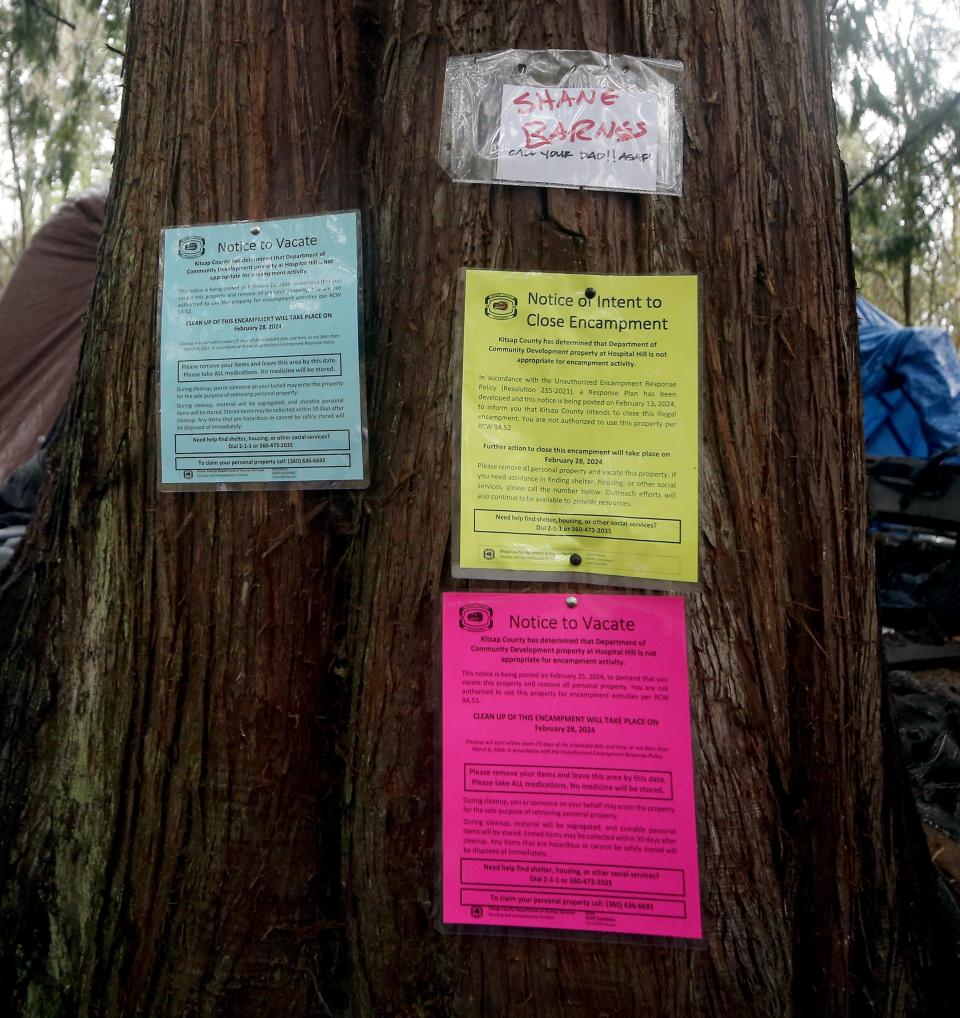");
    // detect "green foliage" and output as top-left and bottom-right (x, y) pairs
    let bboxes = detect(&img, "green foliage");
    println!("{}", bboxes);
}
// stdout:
(0, 1), (127, 283)
(832, 1), (960, 338)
